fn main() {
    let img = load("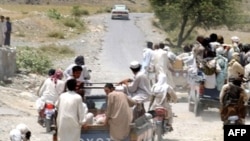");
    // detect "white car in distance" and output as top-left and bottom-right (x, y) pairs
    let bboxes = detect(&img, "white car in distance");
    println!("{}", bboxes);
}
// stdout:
(111, 4), (129, 20)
